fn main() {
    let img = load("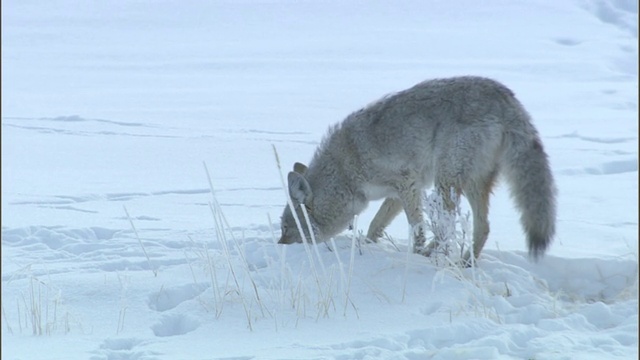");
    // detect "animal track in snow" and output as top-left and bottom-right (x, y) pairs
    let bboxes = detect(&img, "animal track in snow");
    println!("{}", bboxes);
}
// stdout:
(99, 337), (144, 351)
(1, 225), (192, 280)
(554, 37), (583, 46)
(585, 159), (638, 175)
(148, 283), (209, 312)
(582, 0), (638, 36)
(561, 159), (638, 176)
(151, 314), (200, 337)
(91, 337), (161, 360)
(9, 186), (278, 209)
(557, 131), (636, 144)
(4, 116), (316, 145)
(3, 115), (177, 138)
